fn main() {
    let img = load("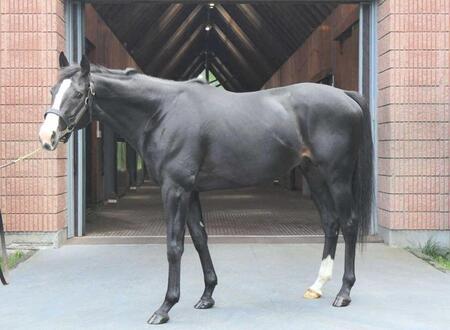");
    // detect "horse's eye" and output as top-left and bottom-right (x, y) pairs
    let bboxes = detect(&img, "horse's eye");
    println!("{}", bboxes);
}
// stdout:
(74, 91), (83, 98)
